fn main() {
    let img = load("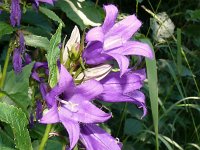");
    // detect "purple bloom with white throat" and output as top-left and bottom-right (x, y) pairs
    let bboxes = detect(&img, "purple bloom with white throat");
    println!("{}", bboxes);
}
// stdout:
(80, 124), (122, 150)
(83, 4), (153, 76)
(40, 65), (111, 149)
(10, 0), (21, 27)
(98, 69), (147, 118)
